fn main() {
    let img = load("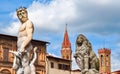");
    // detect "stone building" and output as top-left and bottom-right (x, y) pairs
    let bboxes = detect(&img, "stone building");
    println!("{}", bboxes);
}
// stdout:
(0, 34), (49, 74)
(98, 48), (111, 74)
(46, 55), (71, 74)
